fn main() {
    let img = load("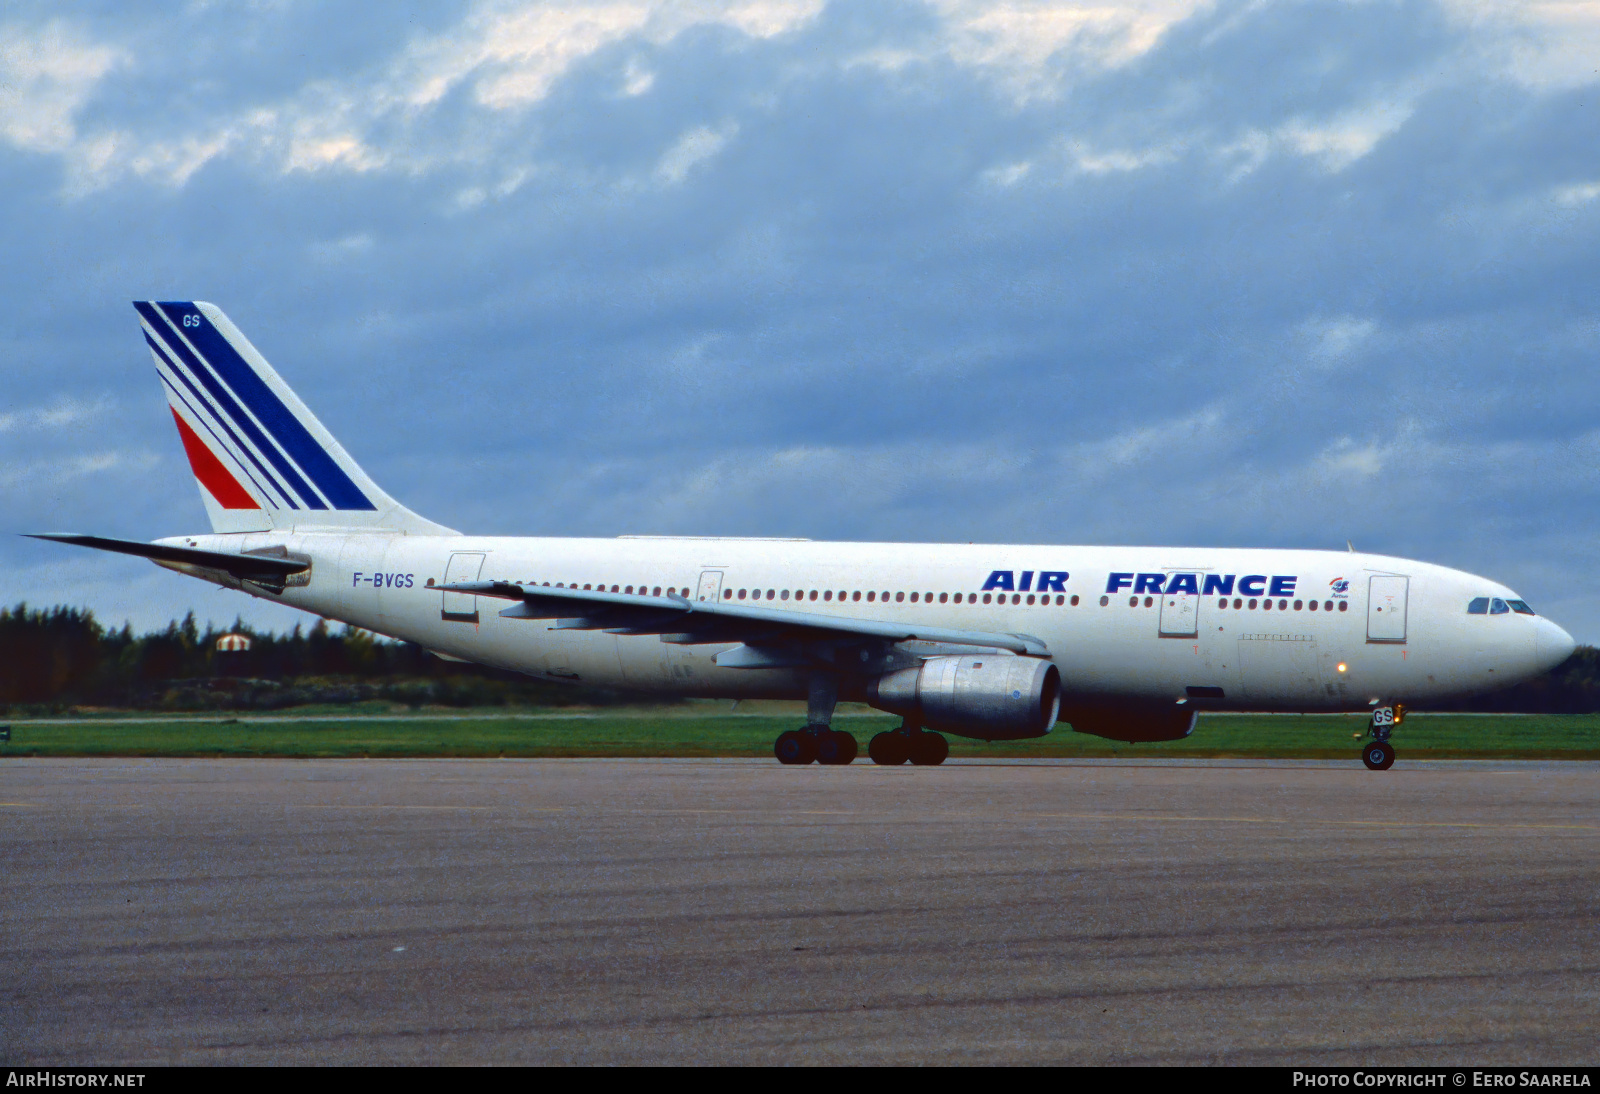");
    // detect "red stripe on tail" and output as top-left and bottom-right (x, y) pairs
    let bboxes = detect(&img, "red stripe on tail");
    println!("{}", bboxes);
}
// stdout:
(169, 409), (261, 509)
